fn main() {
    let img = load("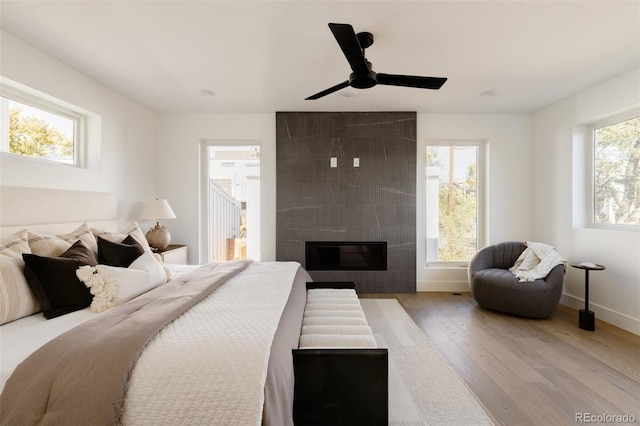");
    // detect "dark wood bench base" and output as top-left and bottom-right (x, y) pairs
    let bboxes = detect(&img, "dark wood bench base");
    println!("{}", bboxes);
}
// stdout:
(292, 348), (388, 425)
(293, 283), (388, 425)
